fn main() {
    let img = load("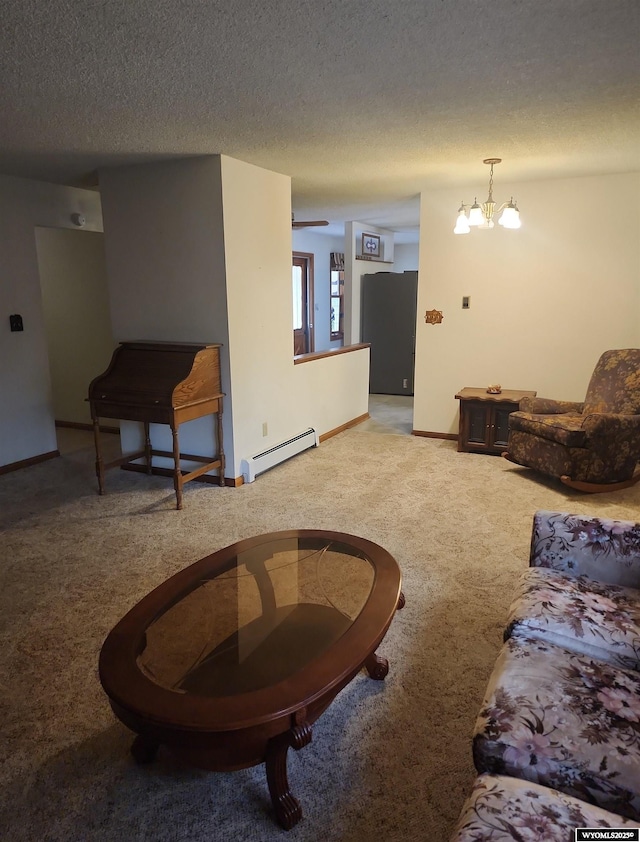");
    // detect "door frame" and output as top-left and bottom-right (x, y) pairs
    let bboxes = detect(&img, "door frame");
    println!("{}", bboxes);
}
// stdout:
(292, 251), (315, 355)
